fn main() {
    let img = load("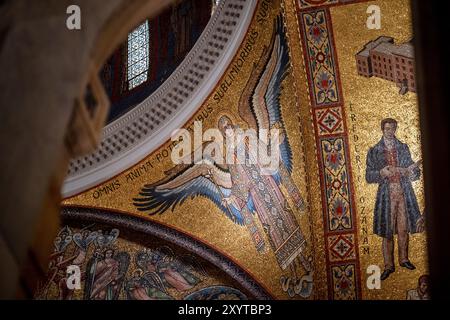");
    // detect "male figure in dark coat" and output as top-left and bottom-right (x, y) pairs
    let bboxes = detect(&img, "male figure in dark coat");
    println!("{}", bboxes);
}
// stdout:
(366, 118), (424, 280)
